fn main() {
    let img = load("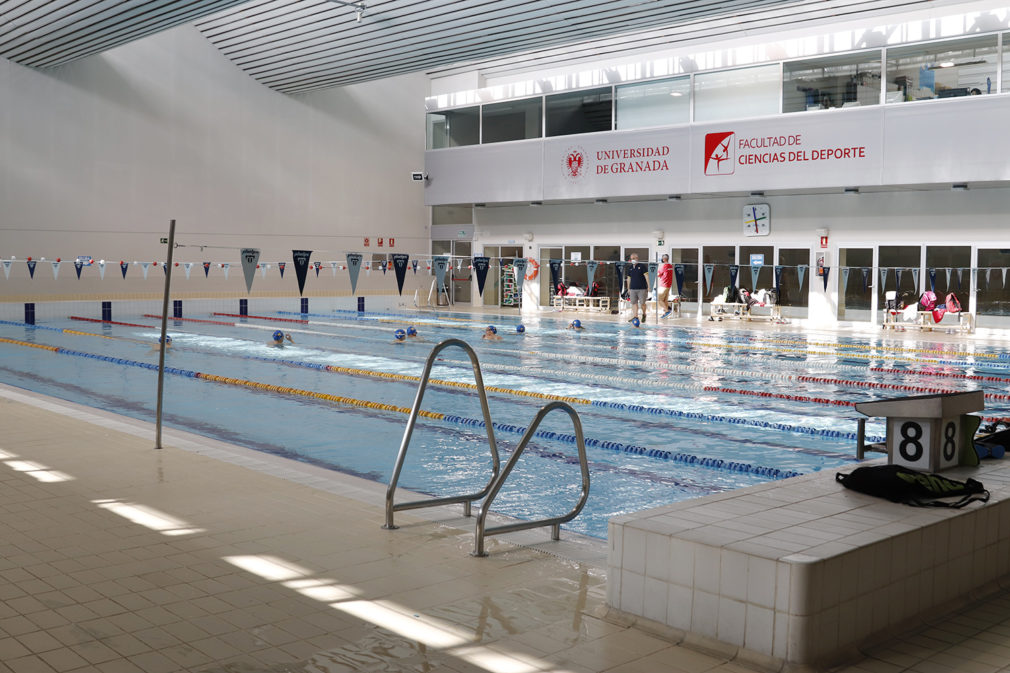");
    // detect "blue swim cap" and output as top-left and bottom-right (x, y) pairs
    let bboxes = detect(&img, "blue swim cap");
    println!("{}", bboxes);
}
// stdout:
(406, 326), (417, 336)
(394, 329), (406, 341)
(159, 335), (172, 344)
(516, 324), (525, 333)
(572, 319), (582, 328)
(487, 325), (497, 334)
(631, 317), (640, 327)
(273, 330), (284, 341)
